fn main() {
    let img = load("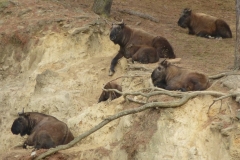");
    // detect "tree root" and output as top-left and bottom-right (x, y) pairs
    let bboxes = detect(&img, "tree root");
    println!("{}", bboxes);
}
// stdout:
(207, 92), (240, 113)
(35, 88), (236, 159)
